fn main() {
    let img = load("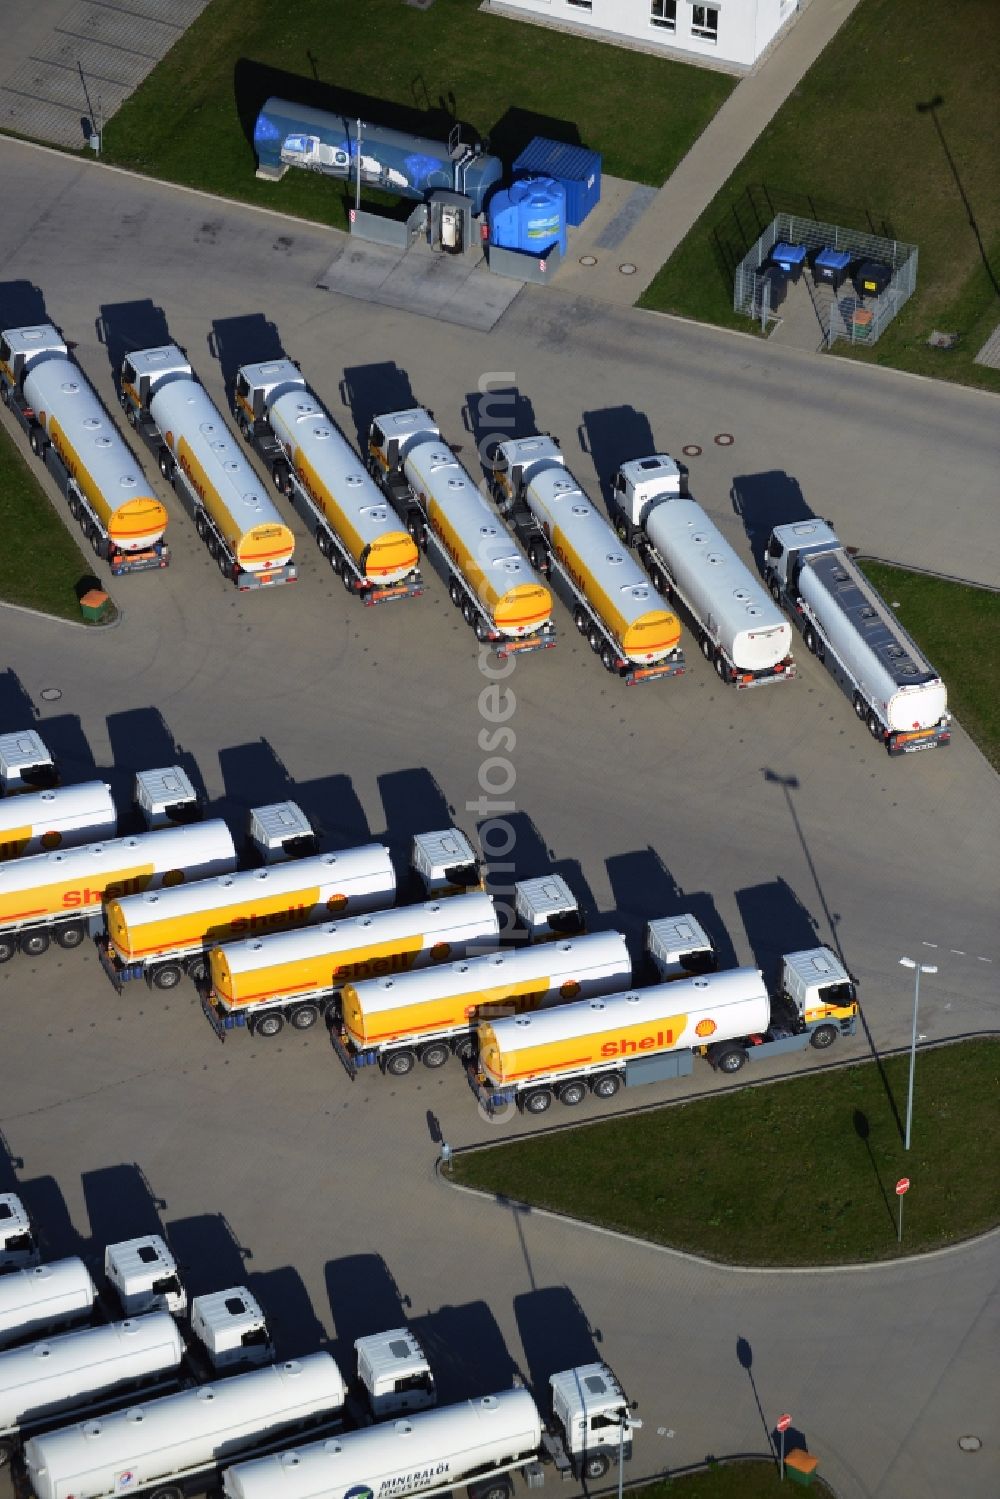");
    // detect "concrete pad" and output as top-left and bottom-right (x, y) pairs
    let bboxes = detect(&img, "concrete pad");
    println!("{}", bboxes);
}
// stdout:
(317, 238), (523, 330)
